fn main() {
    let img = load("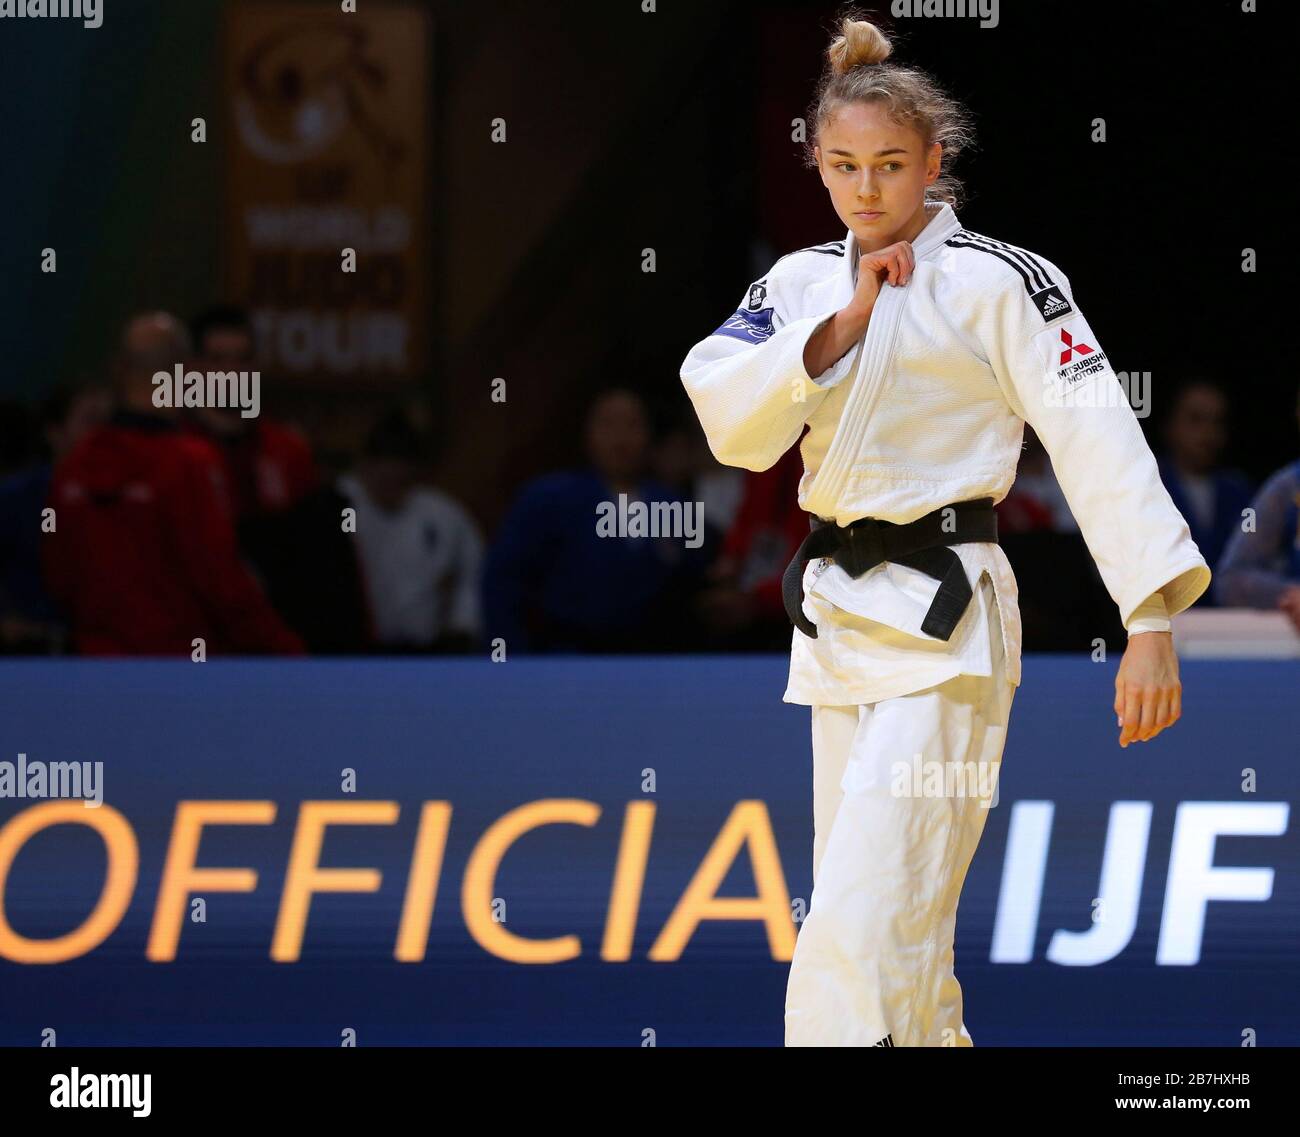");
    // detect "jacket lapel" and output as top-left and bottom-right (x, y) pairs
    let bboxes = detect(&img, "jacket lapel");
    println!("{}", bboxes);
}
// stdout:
(803, 203), (961, 521)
